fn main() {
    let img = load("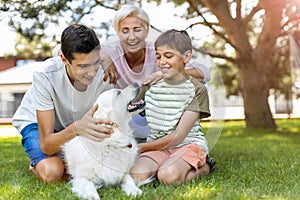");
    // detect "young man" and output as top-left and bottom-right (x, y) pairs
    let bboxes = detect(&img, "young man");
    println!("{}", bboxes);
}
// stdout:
(12, 24), (114, 183)
(130, 29), (211, 185)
